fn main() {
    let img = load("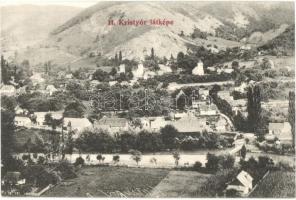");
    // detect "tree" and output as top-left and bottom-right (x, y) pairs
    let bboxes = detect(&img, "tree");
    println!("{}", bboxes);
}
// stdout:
(119, 51), (123, 62)
(113, 155), (120, 164)
(241, 145), (247, 160)
(74, 157), (85, 166)
(151, 48), (155, 60)
(205, 153), (220, 171)
(115, 53), (119, 66)
(96, 154), (104, 163)
(92, 69), (109, 82)
(160, 125), (179, 149)
(172, 151), (180, 166)
(129, 149), (142, 165)
(288, 91), (295, 147)
(76, 129), (115, 153)
(63, 101), (85, 118)
(247, 85), (263, 135)
(109, 67), (117, 76)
